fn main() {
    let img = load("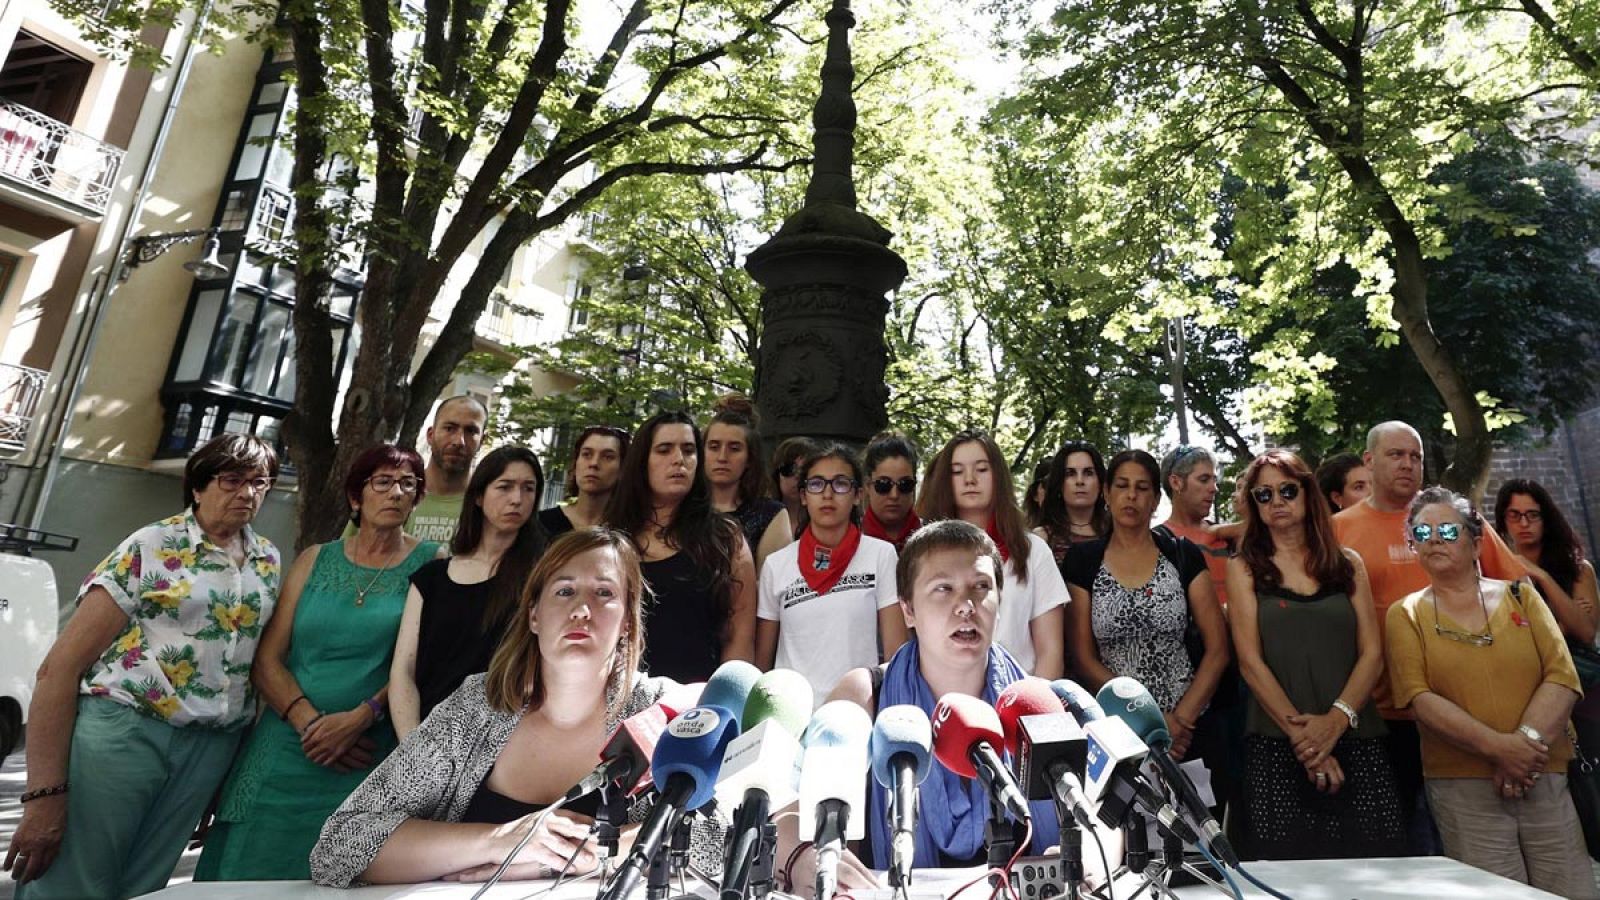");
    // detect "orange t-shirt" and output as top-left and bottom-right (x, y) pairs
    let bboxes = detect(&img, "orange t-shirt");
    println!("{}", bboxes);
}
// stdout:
(1333, 499), (1527, 719)
(1160, 519), (1231, 610)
